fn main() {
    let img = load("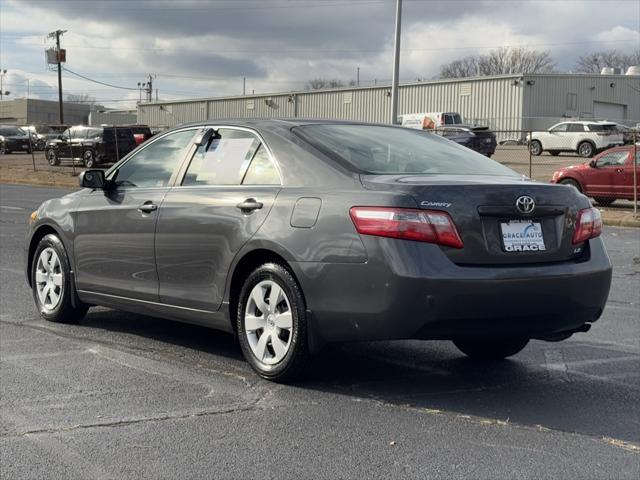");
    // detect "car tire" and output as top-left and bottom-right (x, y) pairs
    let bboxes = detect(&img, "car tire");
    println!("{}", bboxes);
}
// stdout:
(31, 234), (88, 324)
(577, 141), (595, 158)
(46, 149), (59, 166)
(529, 140), (542, 156)
(559, 178), (582, 192)
(83, 149), (96, 168)
(549, 150), (560, 156)
(0, 143), (5, 155)
(594, 197), (615, 206)
(236, 262), (310, 382)
(453, 338), (529, 360)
